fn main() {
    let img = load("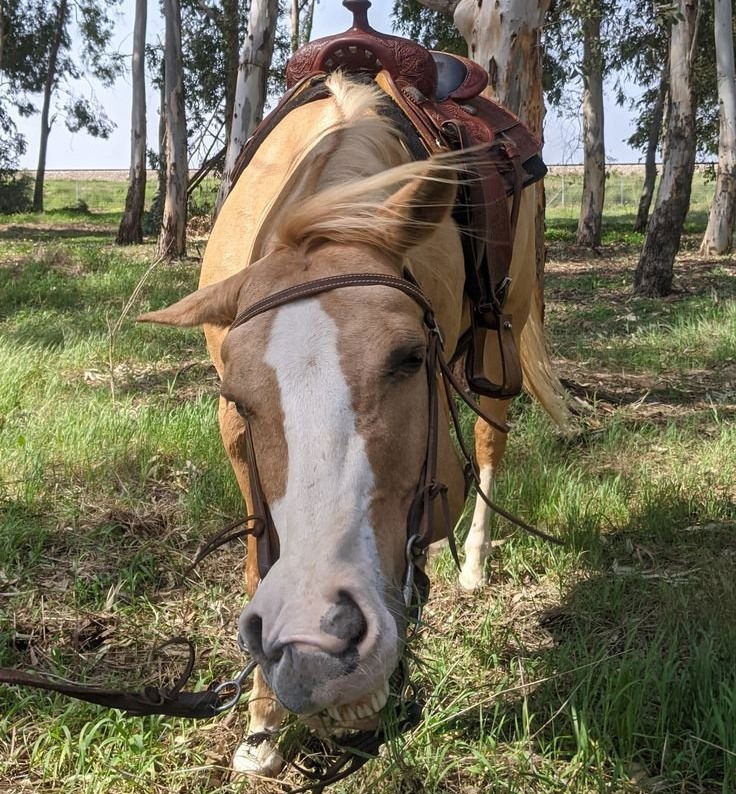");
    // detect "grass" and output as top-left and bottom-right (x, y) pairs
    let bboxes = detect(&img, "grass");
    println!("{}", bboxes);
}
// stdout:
(1, 173), (735, 793)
